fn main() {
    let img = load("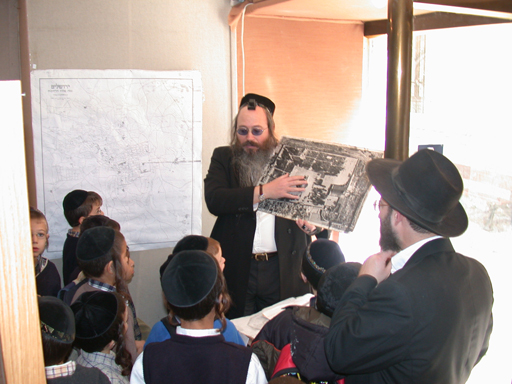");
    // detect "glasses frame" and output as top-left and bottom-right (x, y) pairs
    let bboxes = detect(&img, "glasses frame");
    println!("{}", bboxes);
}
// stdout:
(236, 127), (266, 137)
(373, 200), (389, 212)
